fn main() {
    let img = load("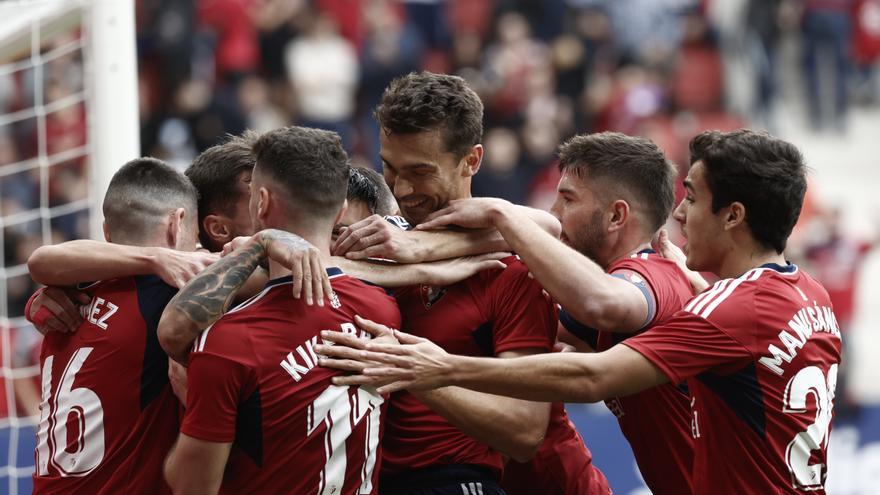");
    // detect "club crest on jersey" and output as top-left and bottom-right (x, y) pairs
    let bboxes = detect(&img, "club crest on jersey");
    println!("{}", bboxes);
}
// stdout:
(420, 285), (447, 309)
(329, 291), (341, 309)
